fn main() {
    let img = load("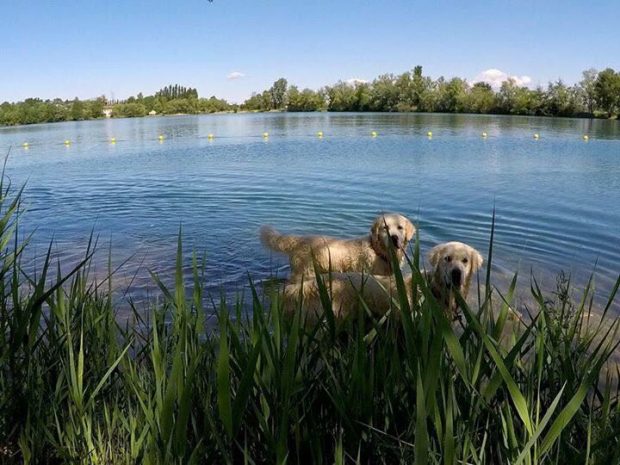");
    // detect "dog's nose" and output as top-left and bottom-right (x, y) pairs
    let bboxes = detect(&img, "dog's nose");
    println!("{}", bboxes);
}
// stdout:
(390, 234), (400, 247)
(451, 268), (462, 286)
